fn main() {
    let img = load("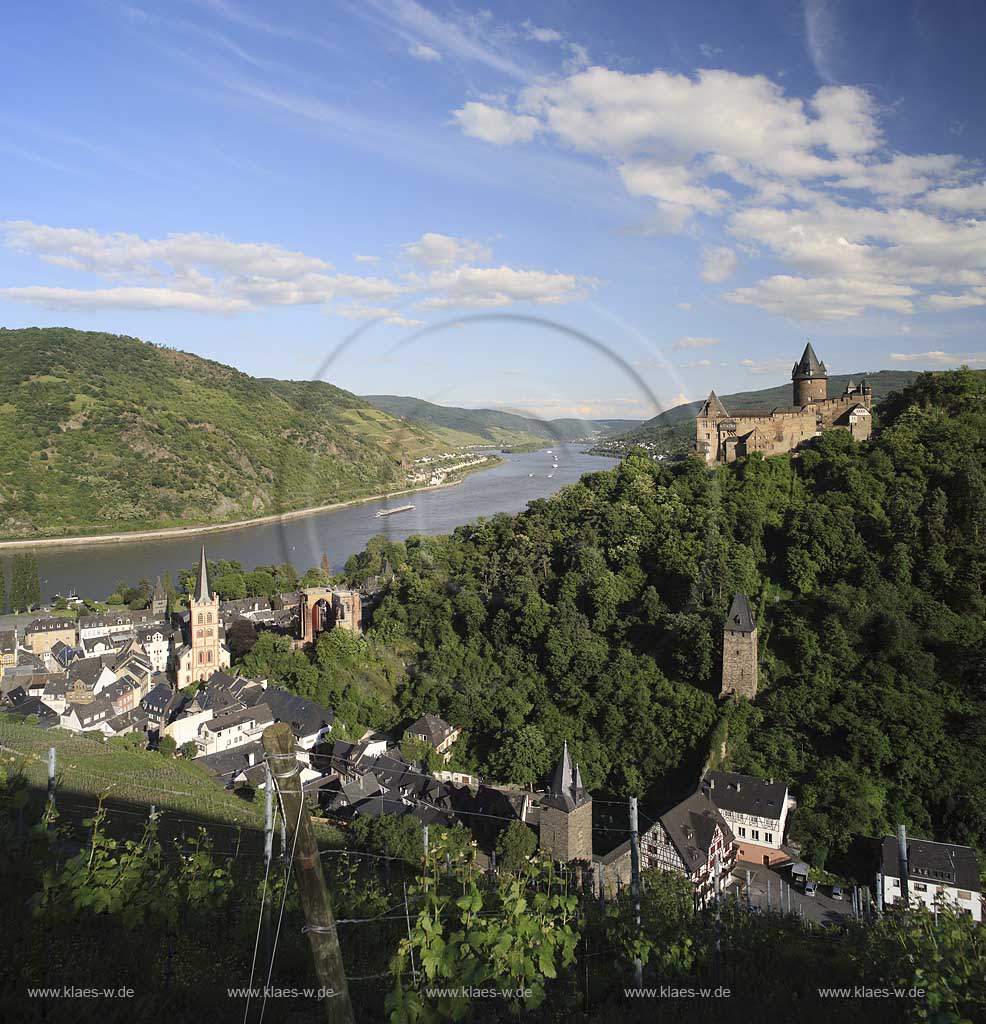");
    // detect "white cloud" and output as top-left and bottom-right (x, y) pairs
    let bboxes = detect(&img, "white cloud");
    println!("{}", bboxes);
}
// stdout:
(421, 264), (595, 309)
(0, 285), (250, 313)
(726, 274), (916, 319)
(521, 21), (563, 43)
(672, 336), (719, 349)
(408, 42), (441, 61)
(677, 301), (693, 310)
(700, 245), (737, 283)
(699, 43), (723, 59)
(2, 220), (331, 279)
(449, 62), (986, 320)
(925, 181), (986, 212)
(354, 253), (380, 263)
(452, 102), (540, 144)
(2, 220), (592, 317)
(890, 350), (986, 366)
(923, 292), (986, 311)
(679, 358), (712, 368)
(384, 315), (426, 327)
(400, 232), (491, 267)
